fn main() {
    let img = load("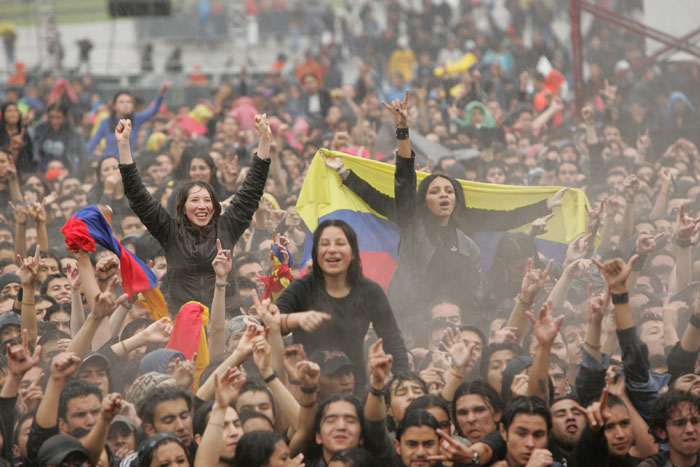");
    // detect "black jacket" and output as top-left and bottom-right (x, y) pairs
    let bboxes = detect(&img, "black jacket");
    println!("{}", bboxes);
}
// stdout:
(119, 156), (270, 314)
